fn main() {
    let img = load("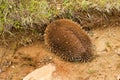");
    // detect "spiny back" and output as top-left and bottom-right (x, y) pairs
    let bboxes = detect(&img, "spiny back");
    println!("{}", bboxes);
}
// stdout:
(44, 19), (93, 62)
